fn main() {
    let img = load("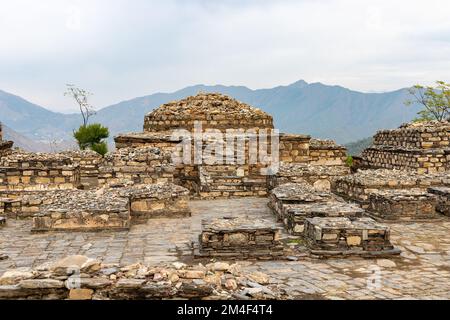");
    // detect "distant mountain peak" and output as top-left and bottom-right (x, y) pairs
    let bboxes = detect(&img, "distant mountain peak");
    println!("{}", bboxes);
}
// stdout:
(288, 80), (308, 89)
